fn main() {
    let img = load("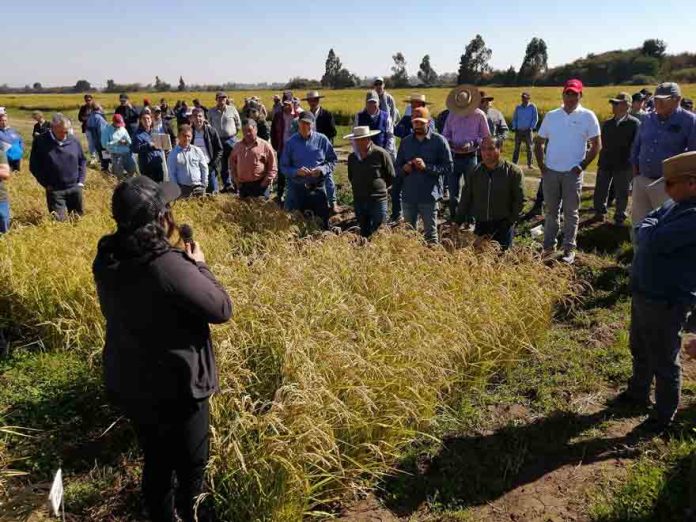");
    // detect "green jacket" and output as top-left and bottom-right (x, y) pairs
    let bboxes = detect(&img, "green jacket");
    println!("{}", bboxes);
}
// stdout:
(456, 159), (524, 223)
